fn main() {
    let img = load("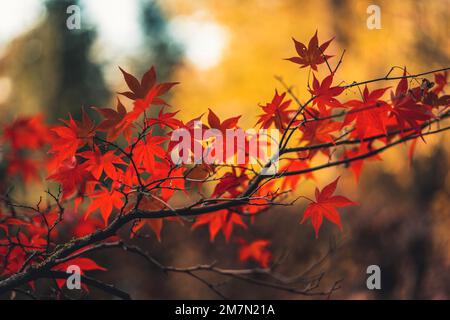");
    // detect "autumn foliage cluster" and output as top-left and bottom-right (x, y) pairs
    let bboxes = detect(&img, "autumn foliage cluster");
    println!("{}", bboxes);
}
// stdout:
(0, 31), (448, 296)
